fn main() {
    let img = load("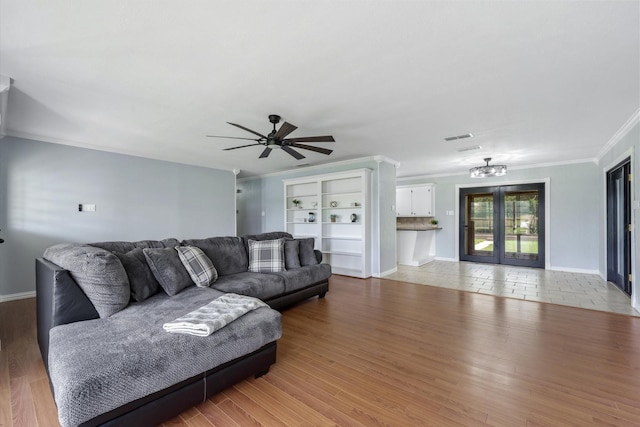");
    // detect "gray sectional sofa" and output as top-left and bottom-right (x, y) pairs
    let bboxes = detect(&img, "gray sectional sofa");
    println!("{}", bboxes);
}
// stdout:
(35, 231), (330, 427)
